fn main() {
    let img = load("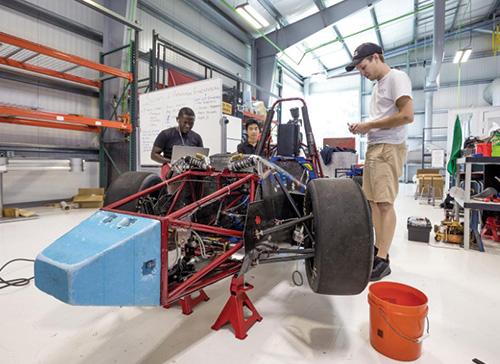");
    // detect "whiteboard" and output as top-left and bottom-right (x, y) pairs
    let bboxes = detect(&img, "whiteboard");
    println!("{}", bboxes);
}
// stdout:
(139, 78), (223, 166)
(225, 115), (242, 153)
